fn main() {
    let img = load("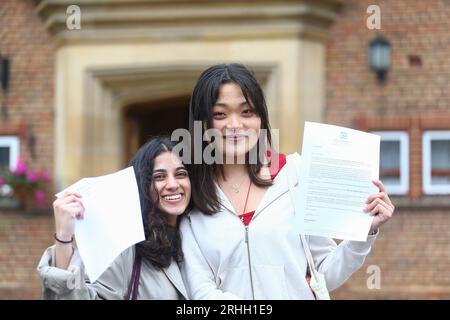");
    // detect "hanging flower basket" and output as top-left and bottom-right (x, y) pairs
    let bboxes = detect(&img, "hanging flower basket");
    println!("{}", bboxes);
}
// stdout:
(0, 158), (51, 212)
(13, 185), (29, 210)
